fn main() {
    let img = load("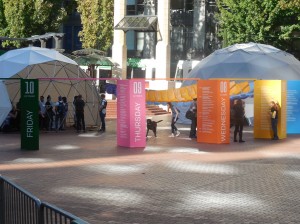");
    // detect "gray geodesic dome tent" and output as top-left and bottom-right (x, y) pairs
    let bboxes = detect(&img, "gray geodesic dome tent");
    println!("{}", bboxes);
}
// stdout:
(182, 42), (300, 87)
(0, 47), (100, 126)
